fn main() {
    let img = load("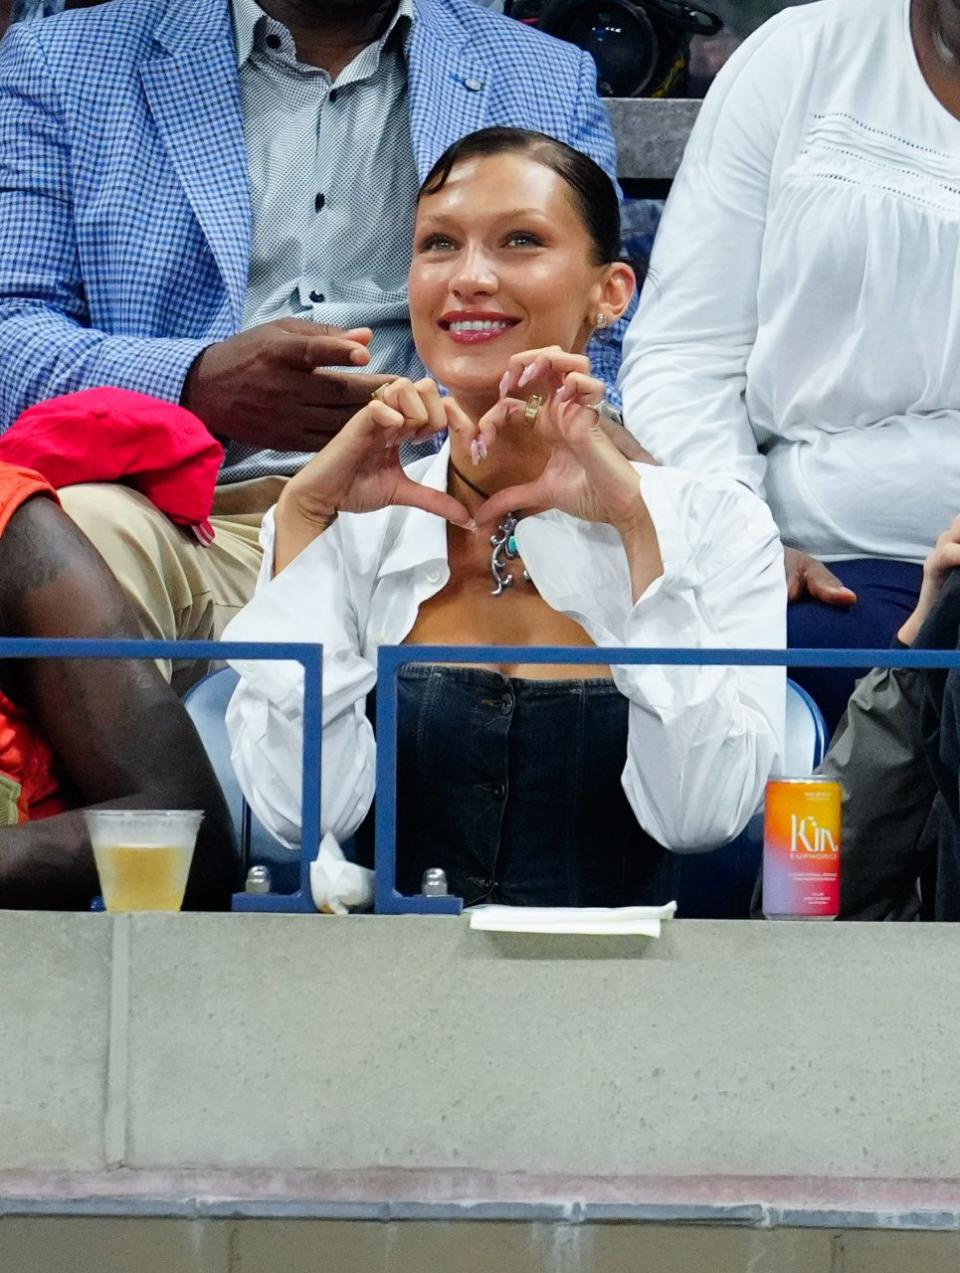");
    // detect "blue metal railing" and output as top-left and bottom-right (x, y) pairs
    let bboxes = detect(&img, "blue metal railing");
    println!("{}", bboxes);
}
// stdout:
(374, 644), (960, 914)
(0, 638), (323, 914)
(6, 638), (960, 916)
